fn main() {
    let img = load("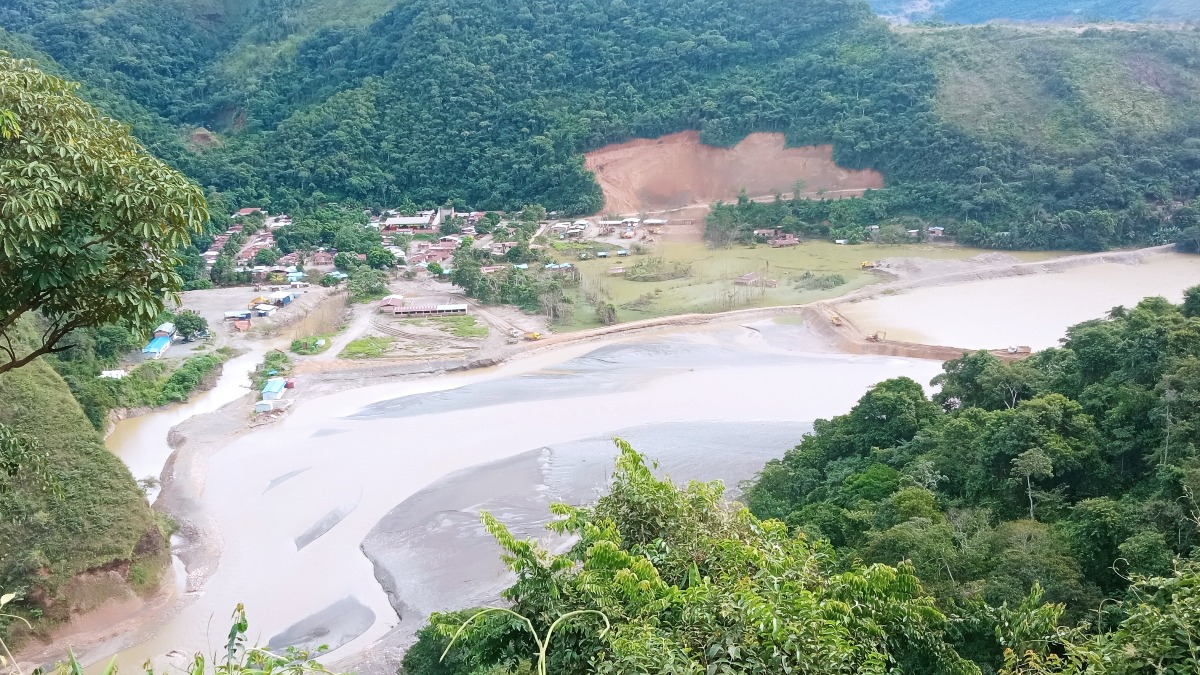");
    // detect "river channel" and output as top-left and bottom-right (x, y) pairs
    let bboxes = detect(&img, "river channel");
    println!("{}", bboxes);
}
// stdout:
(91, 251), (1200, 673)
